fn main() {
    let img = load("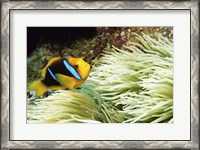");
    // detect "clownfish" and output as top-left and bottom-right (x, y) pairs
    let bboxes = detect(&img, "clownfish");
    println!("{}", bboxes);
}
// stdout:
(28, 57), (90, 96)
